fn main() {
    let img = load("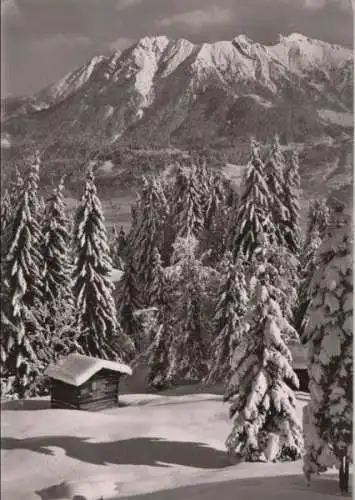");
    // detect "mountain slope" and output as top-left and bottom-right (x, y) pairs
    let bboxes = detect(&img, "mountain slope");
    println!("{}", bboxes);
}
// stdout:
(2, 33), (352, 146)
(1, 33), (353, 220)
